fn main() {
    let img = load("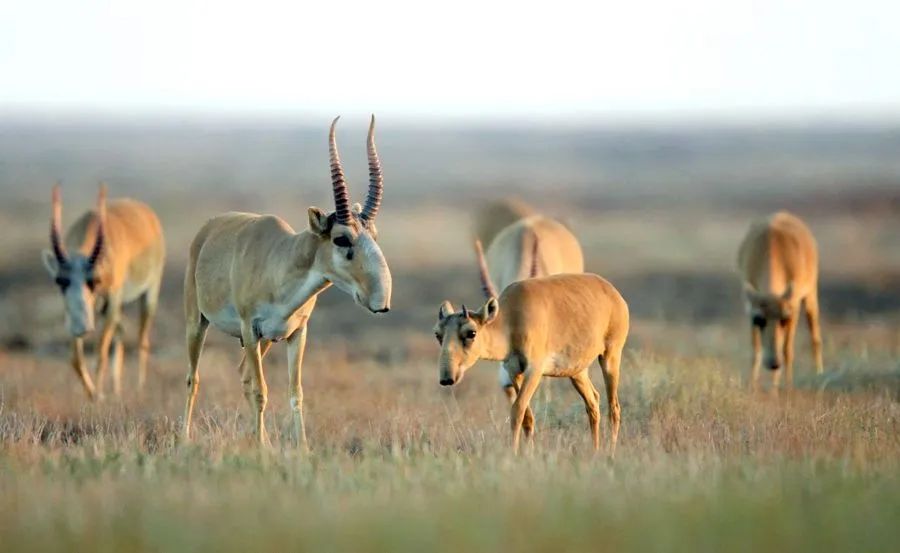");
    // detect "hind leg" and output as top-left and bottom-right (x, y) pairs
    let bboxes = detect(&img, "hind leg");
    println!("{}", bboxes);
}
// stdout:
(570, 370), (602, 451)
(599, 348), (622, 455)
(110, 321), (125, 396)
(804, 292), (824, 374)
(137, 282), (160, 391)
(94, 291), (122, 400)
(182, 315), (208, 441)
